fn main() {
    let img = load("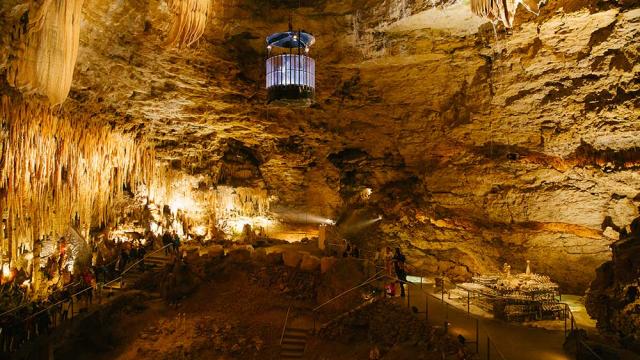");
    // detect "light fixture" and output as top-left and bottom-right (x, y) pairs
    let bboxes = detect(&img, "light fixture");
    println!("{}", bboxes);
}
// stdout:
(265, 19), (316, 105)
(2, 263), (10, 279)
